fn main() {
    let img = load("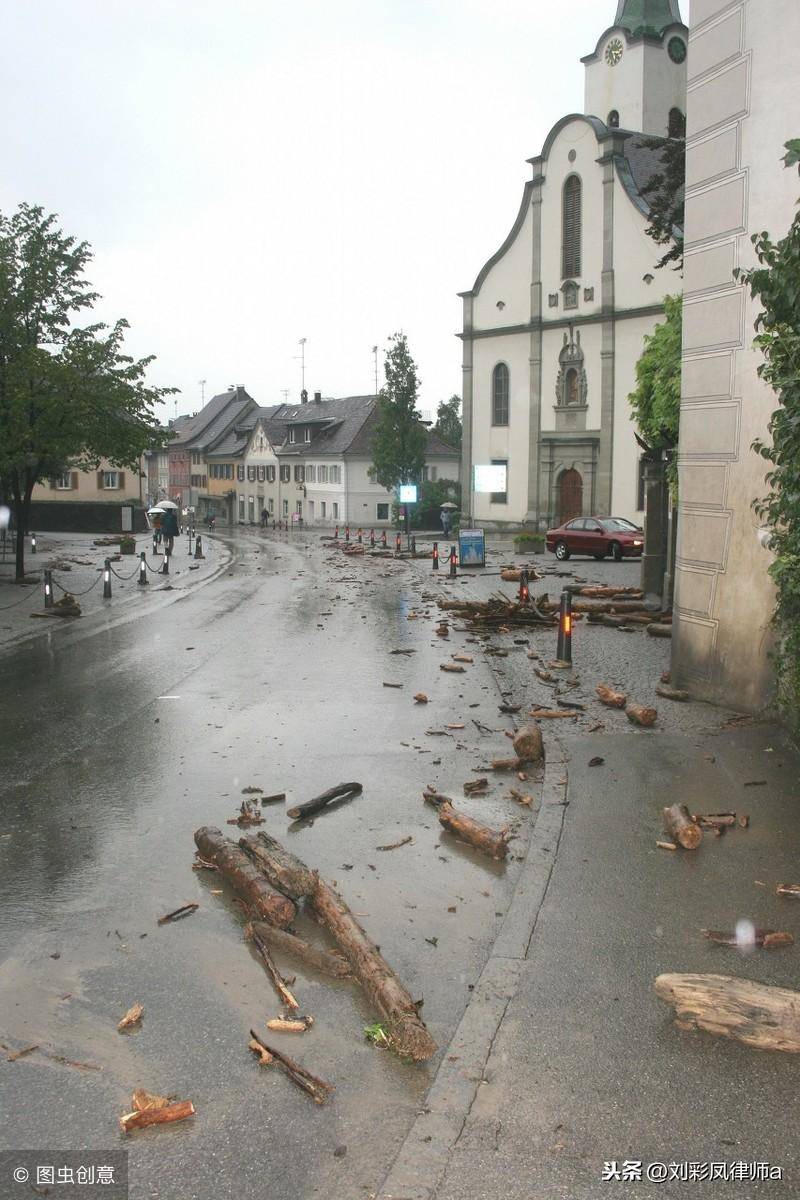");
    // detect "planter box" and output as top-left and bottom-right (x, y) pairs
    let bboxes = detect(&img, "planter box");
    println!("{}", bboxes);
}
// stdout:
(513, 534), (545, 553)
(119, 537), (136, 555)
